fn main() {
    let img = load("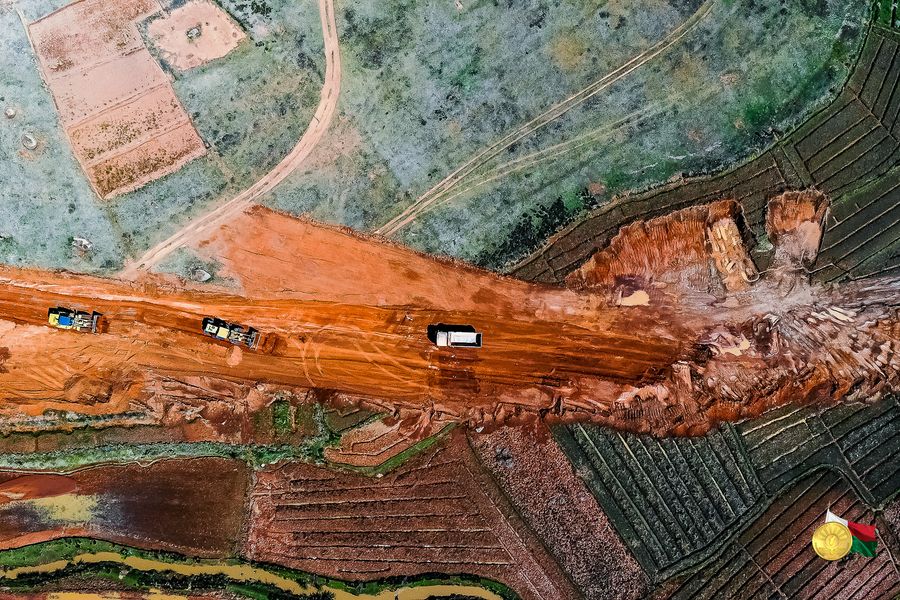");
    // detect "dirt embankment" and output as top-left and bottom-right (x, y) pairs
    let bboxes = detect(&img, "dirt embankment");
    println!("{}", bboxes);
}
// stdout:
(0, 192), (897, 437)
